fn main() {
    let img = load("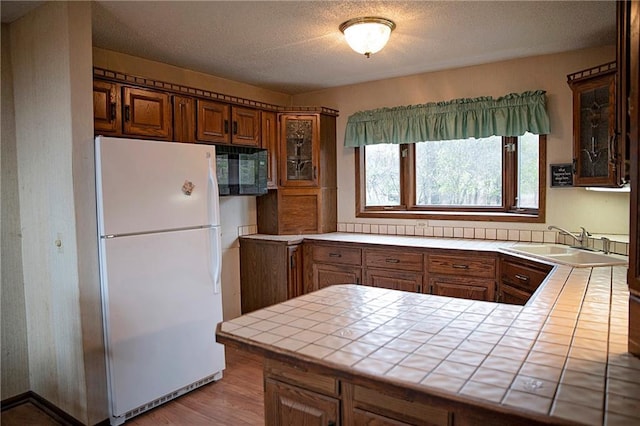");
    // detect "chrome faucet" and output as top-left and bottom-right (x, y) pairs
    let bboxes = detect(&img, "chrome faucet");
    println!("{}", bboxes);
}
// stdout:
(547, 225), (590, 248)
